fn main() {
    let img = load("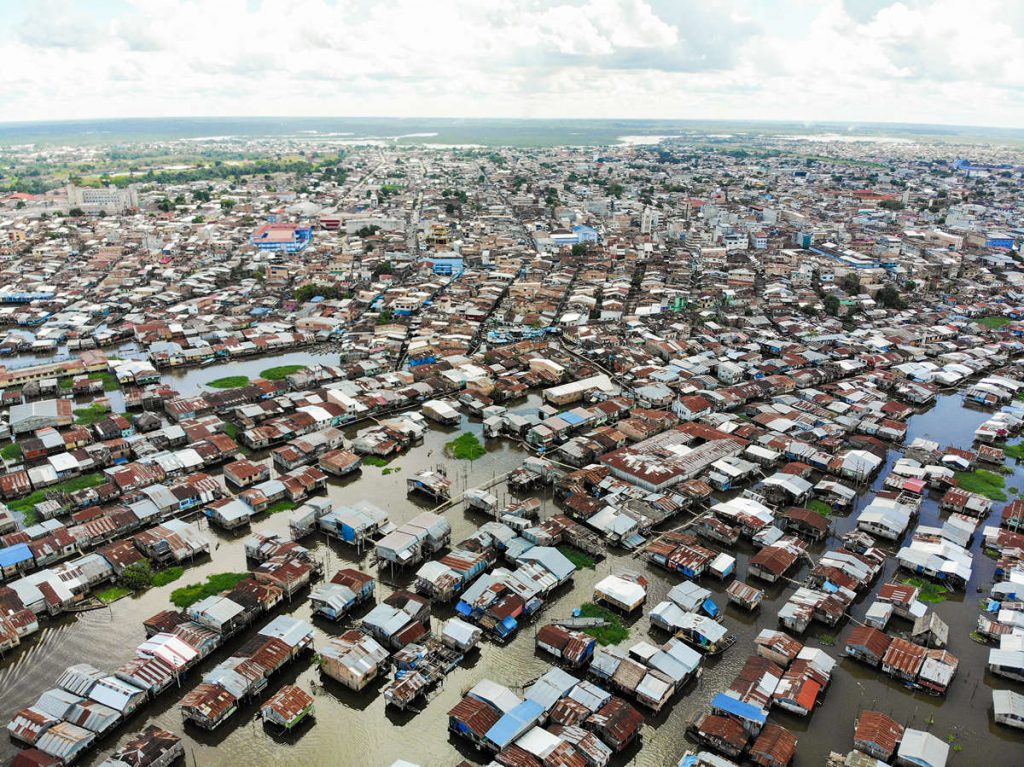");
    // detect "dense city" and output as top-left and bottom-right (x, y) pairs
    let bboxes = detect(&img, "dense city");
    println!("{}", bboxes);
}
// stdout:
(0, 129), (1022, 767)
